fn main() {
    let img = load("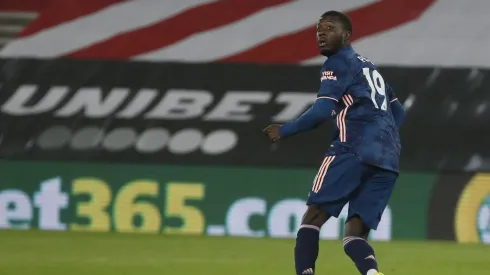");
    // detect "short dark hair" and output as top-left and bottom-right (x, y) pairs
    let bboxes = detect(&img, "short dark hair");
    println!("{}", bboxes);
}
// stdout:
(320, 10), (352, 33)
